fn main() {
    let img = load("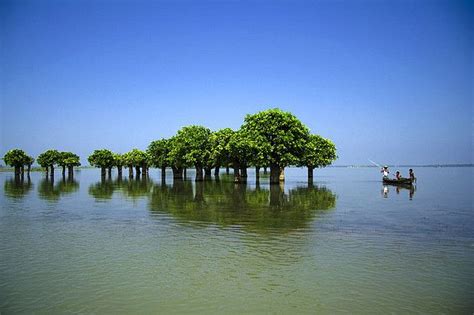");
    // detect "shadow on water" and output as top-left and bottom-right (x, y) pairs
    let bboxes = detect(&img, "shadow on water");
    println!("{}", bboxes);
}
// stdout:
(88, 177), (154, 201)
(149, 180), (337, 234)
(4, 177), (33, 199)
(38, 177), (79, 201)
